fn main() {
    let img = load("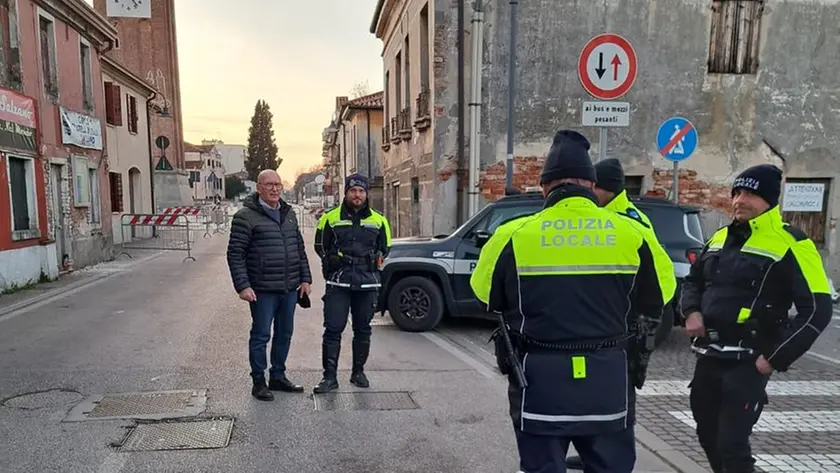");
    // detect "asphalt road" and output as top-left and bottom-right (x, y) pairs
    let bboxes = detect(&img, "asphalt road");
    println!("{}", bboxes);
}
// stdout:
(0, 222), (677, 473)
(438, 303), (840, 473)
